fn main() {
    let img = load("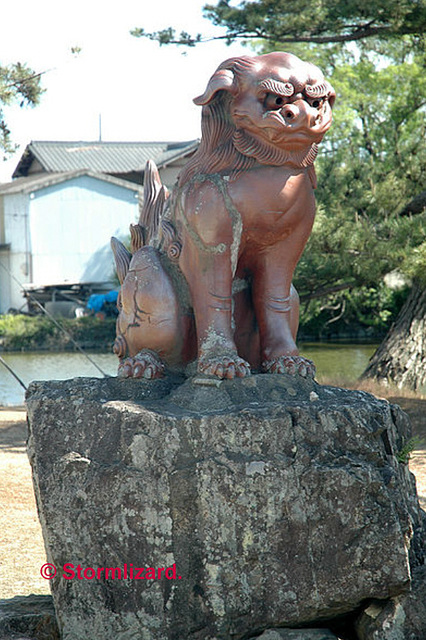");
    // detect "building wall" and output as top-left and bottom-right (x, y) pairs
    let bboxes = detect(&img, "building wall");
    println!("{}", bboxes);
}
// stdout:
(29, 176), (139, 286)
(0, 248), (11, 313)
(0, 195), (5, 243)
(27, 159), (44, 175)
(0, 176), (139, 313)
(0, 192), (32, 312)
